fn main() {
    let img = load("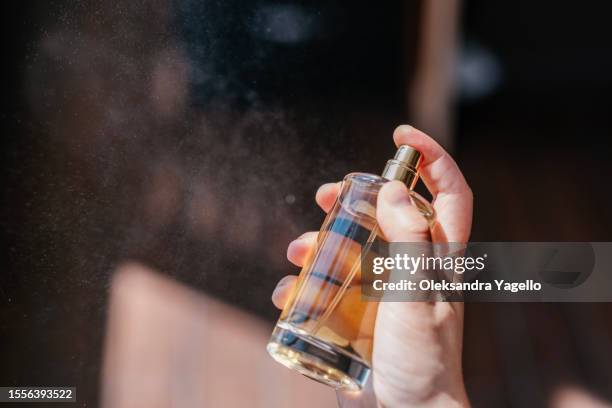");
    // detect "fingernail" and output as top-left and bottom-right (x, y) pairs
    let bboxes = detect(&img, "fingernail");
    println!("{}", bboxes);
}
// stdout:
(272, 276), (293, 299)
(276, 275), (293, 289)
(317, 182), (337, 195)
(292, 232), (310, 244)
(396, 124), (413, 134)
